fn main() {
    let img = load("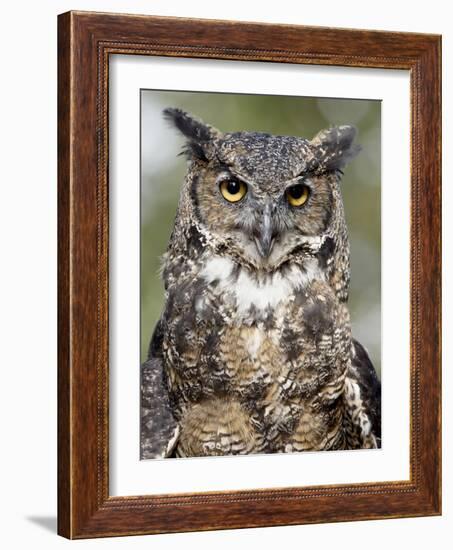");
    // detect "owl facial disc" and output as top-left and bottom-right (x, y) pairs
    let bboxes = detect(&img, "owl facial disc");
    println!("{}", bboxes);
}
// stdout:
(163, 108), (361, 271)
